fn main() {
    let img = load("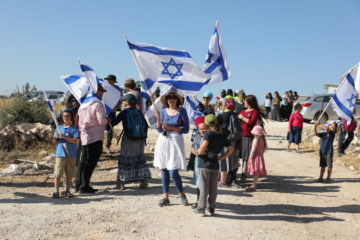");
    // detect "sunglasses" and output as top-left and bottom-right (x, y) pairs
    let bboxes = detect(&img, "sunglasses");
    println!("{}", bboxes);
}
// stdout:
(203, 97), (210, 99)
(167, 95), (177, 100)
